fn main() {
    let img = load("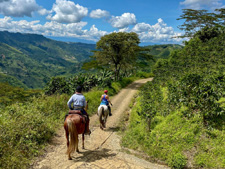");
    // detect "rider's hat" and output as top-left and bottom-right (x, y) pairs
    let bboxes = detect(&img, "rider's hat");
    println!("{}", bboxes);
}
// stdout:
(104, 90), (108, 94)
(76, 86), (82, 93)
